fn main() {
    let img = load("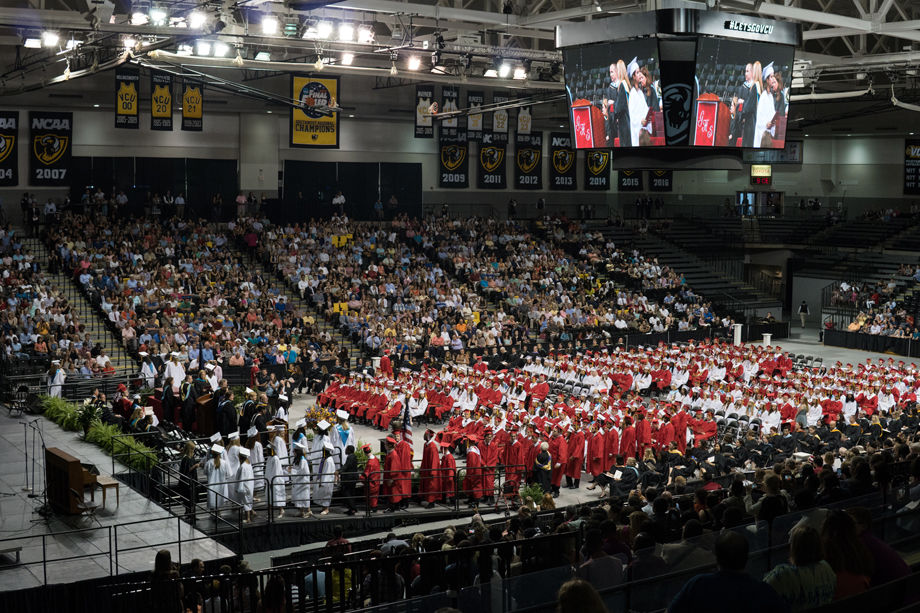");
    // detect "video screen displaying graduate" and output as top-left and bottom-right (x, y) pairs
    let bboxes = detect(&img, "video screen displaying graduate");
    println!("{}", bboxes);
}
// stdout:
(563, 38), (663, 149)
(693, 37), (794, 149)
